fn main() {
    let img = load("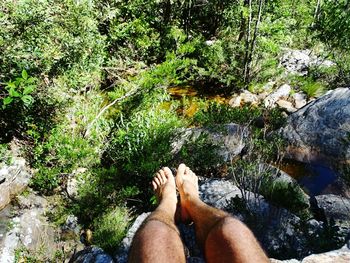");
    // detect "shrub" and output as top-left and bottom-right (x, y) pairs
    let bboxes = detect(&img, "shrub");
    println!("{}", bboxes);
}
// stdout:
(93, 206), (129, 252)
(192, 102), (262, 126)
(0, 0), (105, 78)
(106, 103), (185, 183)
